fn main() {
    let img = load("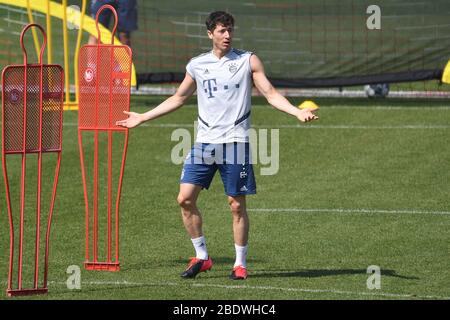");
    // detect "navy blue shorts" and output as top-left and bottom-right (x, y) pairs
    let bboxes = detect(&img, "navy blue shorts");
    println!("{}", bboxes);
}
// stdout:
(91, 0), (138, 33)
(180, 143), (257, 197)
